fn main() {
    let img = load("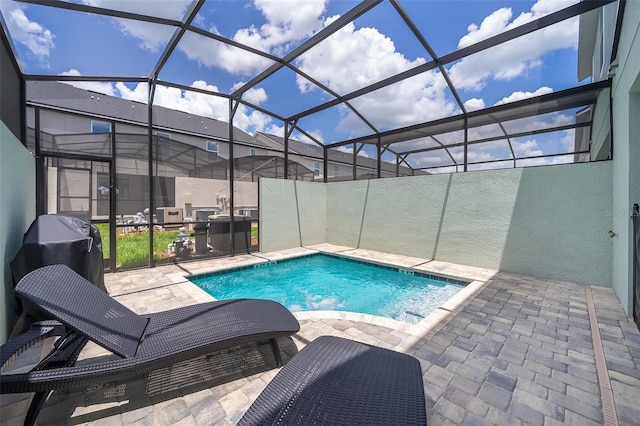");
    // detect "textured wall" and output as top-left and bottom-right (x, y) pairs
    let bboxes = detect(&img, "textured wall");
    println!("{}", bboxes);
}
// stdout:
(326, 163), (612, 286)
(260, 179), (328, 252)
(495, 163), (612, 284)
(295, 181), (326, 246)
(609, 1), (640, 314)
(261, 162), (613, 287)
(260, 179), (299, 252)
(0, 122), (36, 343)
(326, 180), (369, 248)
